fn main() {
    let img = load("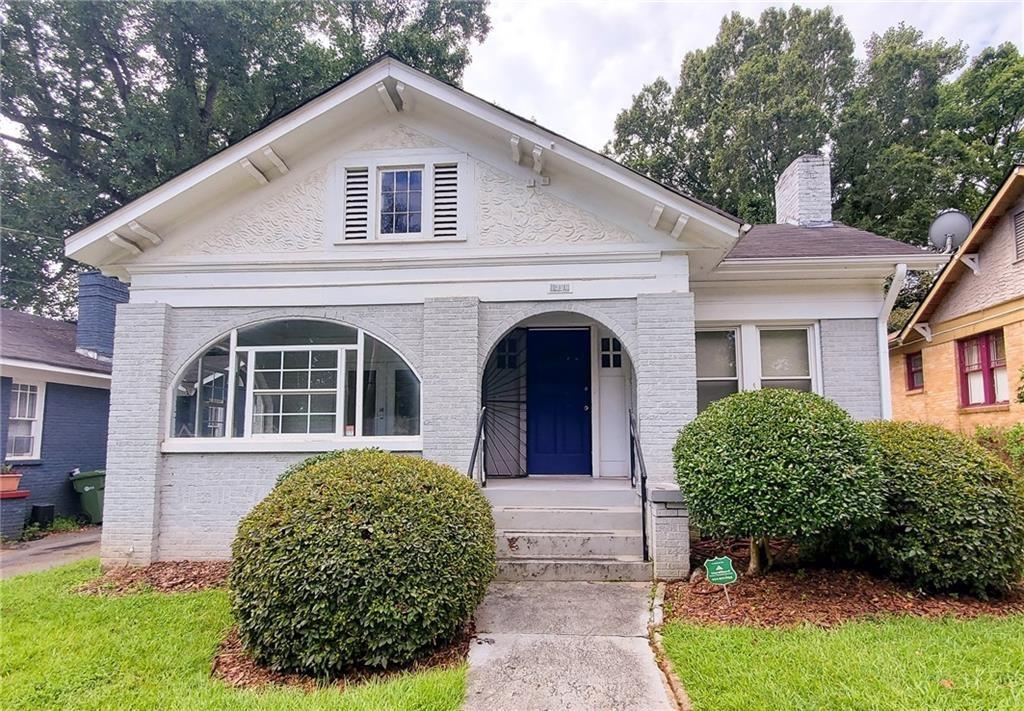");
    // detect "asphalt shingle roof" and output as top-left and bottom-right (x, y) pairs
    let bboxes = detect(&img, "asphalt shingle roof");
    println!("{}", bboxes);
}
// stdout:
(0, 309), (111, 374)
(728, 223), (930, 259)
